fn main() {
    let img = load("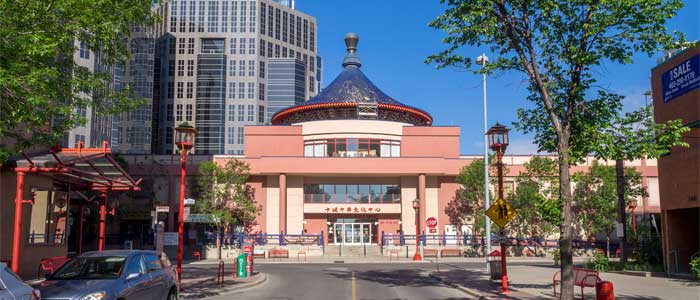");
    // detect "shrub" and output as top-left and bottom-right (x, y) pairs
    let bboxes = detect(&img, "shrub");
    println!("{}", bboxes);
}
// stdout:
(593, 252), (609, 272)
(551, 248), (560, 265)
(690, 254), (700, 280)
